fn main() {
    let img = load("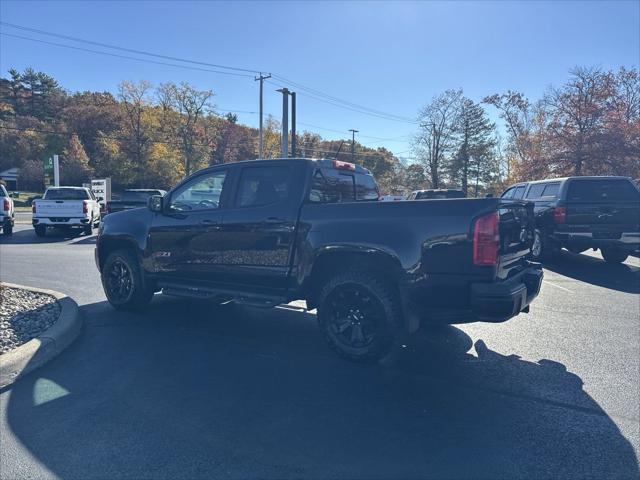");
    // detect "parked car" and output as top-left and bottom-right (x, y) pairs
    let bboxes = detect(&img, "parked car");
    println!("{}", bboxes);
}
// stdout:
(96, 158), (542, 362)
(407, 189), (466, 200)
(378, 194), (404, 202)
(106, 189), (166, 216)
(32, 186), (101, 237)
(0, 184), (15, 235)
(501, 176), (640, 263)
